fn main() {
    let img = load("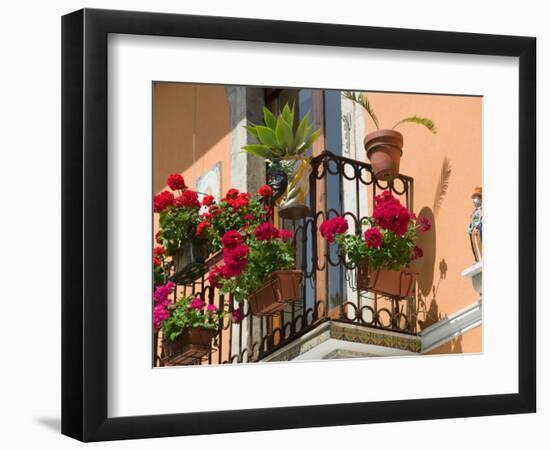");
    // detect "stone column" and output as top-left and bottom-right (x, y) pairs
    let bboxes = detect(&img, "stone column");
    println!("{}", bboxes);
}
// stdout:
(225, 86), (266, 360)
(341, 96), (366, 311)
